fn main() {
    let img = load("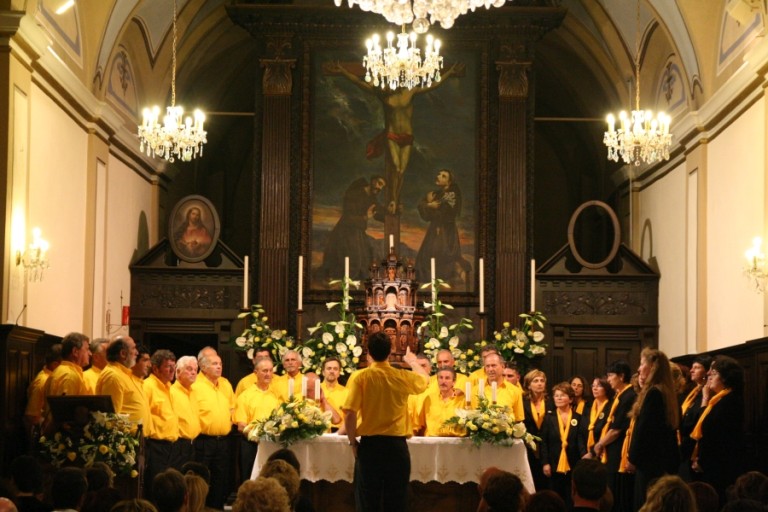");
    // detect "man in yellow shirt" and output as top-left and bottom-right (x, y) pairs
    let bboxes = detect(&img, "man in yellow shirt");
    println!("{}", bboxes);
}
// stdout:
(272, 349), (303, 401)
(83, 338), (108, 394)
(408, 354), (432, 434)
(321, 357), (348, 430)
(234, 348), (272, 397)
(472, 353), (525, 423)
(343, 333), (429, 511)
(96, 336), (150, 428)
(44, 332), (91, 398)
(143, 349), (179, 498)
(419, 367), (467, 436)
(468, 344), (500, 387)
(24, 343), (61, 430)
(503, 364), (523, 391)
(197, 346), (235, 398)
(192, 352), (234, 509)
(169, 356), (200, 470)
(428, 349), (468, 392)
